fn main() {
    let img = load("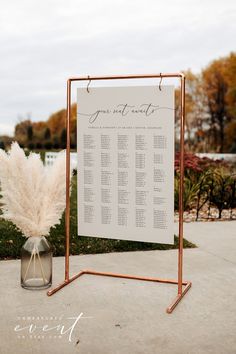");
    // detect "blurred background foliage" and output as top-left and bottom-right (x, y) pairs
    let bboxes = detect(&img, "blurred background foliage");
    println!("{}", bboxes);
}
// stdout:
(0, 52), (236, 153)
